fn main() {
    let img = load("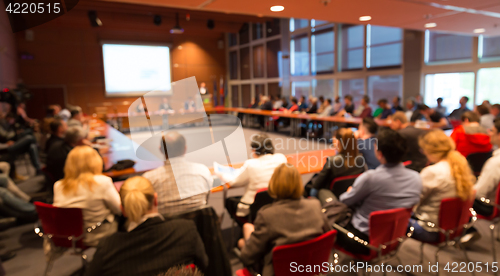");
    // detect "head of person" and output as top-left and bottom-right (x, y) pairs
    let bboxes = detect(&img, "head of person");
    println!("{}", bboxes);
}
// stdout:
(310, 97), (318, 105)
(335, 96), (340, 103)
(160, 131), (186, 160)
(483, 100), (492, 108)
(406, 99), (415, 110)
(418, 104), (433, 116)
(250, 133), (274, 157)
(460, 96), (469, 108)
(64, 126), (86, 147)
(490, 118), (500, 147)
(268, 164), (303, 200)
(492, 104), (500, 117)
(162, 97), (169, 104)
(50, 118), (67, 137)
(437, 97), (443, 106)
(318, 96), (324, 103)
(52, 104), (61, 114)
(418, 129), (474, 201)
(325, 98), (332, 106)
(300, 96), (306, 103)
(344, 95), (353, 105)
(361, 95), (370, 107)
(291, 97), (298, 105)
(460, 111), (480, 126)
(334, 128), (358, 167)
(375, 129), (407, 165)
(377, 99), (388, 109)
(261, 96), (270, 103)
(361, 117), (378, 136)
(390, 111), (408, 131)
(119, 176), (157, 223)
(158, 266), (204, 276)
(476, 104), (490, 116)
(392, 96), (400, 107)
(61, 145), (103, 194)
(70, 109), (82, 120)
